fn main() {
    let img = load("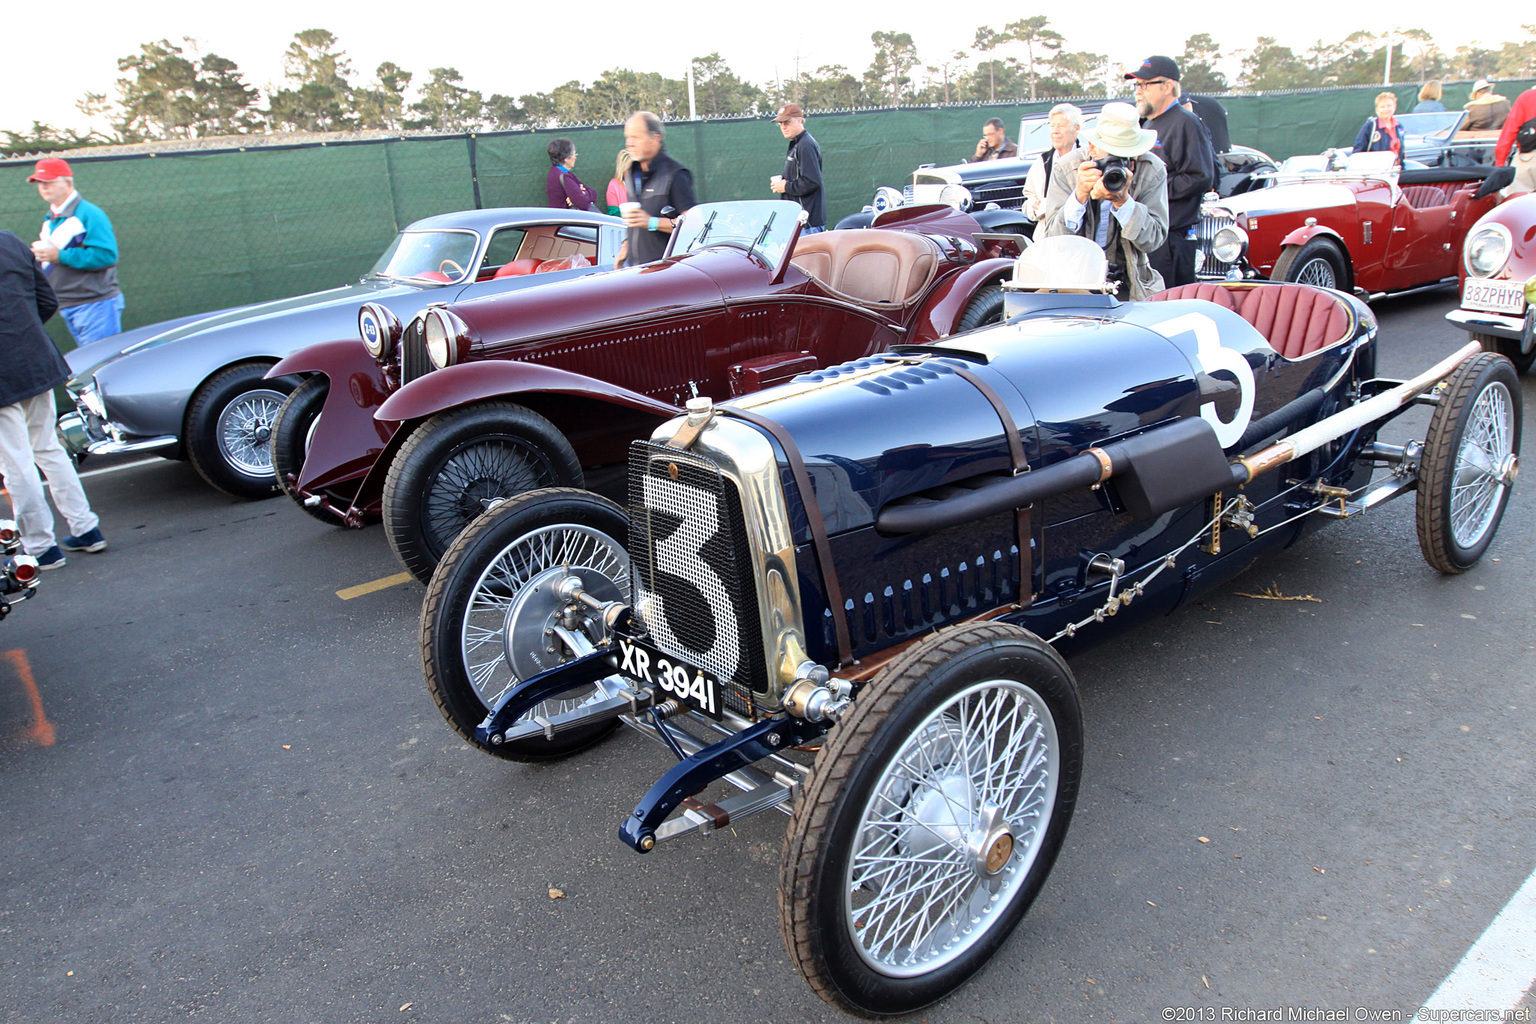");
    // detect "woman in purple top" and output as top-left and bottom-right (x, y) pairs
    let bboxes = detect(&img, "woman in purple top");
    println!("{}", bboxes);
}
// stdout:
(546, 138), (599, 211)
